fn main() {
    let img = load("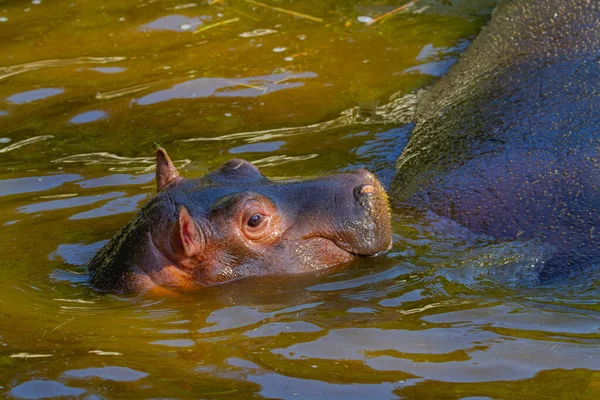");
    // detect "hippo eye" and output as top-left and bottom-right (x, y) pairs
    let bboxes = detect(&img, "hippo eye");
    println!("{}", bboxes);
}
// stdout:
(237, 195), (280, 243)
(241, 209), (272, 240)
(247, 214), (263, 228)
